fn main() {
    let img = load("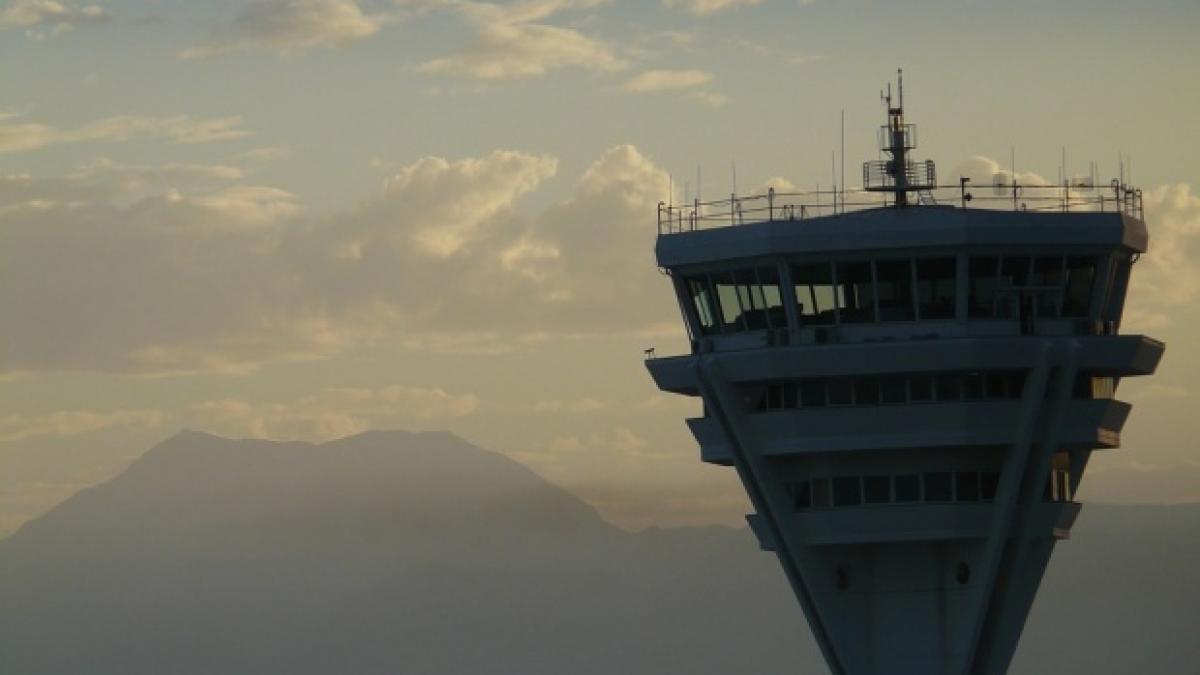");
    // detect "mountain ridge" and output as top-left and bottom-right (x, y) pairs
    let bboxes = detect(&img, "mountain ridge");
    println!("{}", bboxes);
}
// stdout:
(1, 429), (1196, 675)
